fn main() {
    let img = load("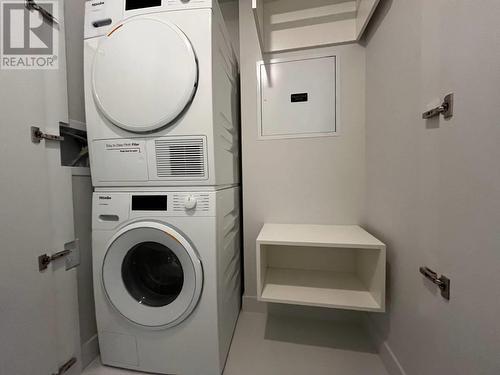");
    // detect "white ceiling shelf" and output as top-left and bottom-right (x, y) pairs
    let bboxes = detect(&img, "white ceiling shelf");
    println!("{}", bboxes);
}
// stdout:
(252, 0), (381, 53)
(256, 224), (386, 312)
